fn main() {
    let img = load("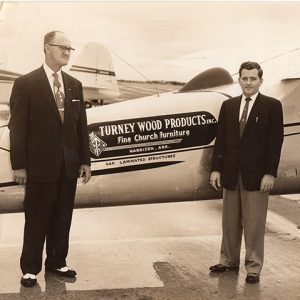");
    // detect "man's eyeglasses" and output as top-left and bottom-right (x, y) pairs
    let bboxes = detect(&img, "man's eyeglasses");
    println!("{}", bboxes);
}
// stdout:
(48, 44), (75, 52)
